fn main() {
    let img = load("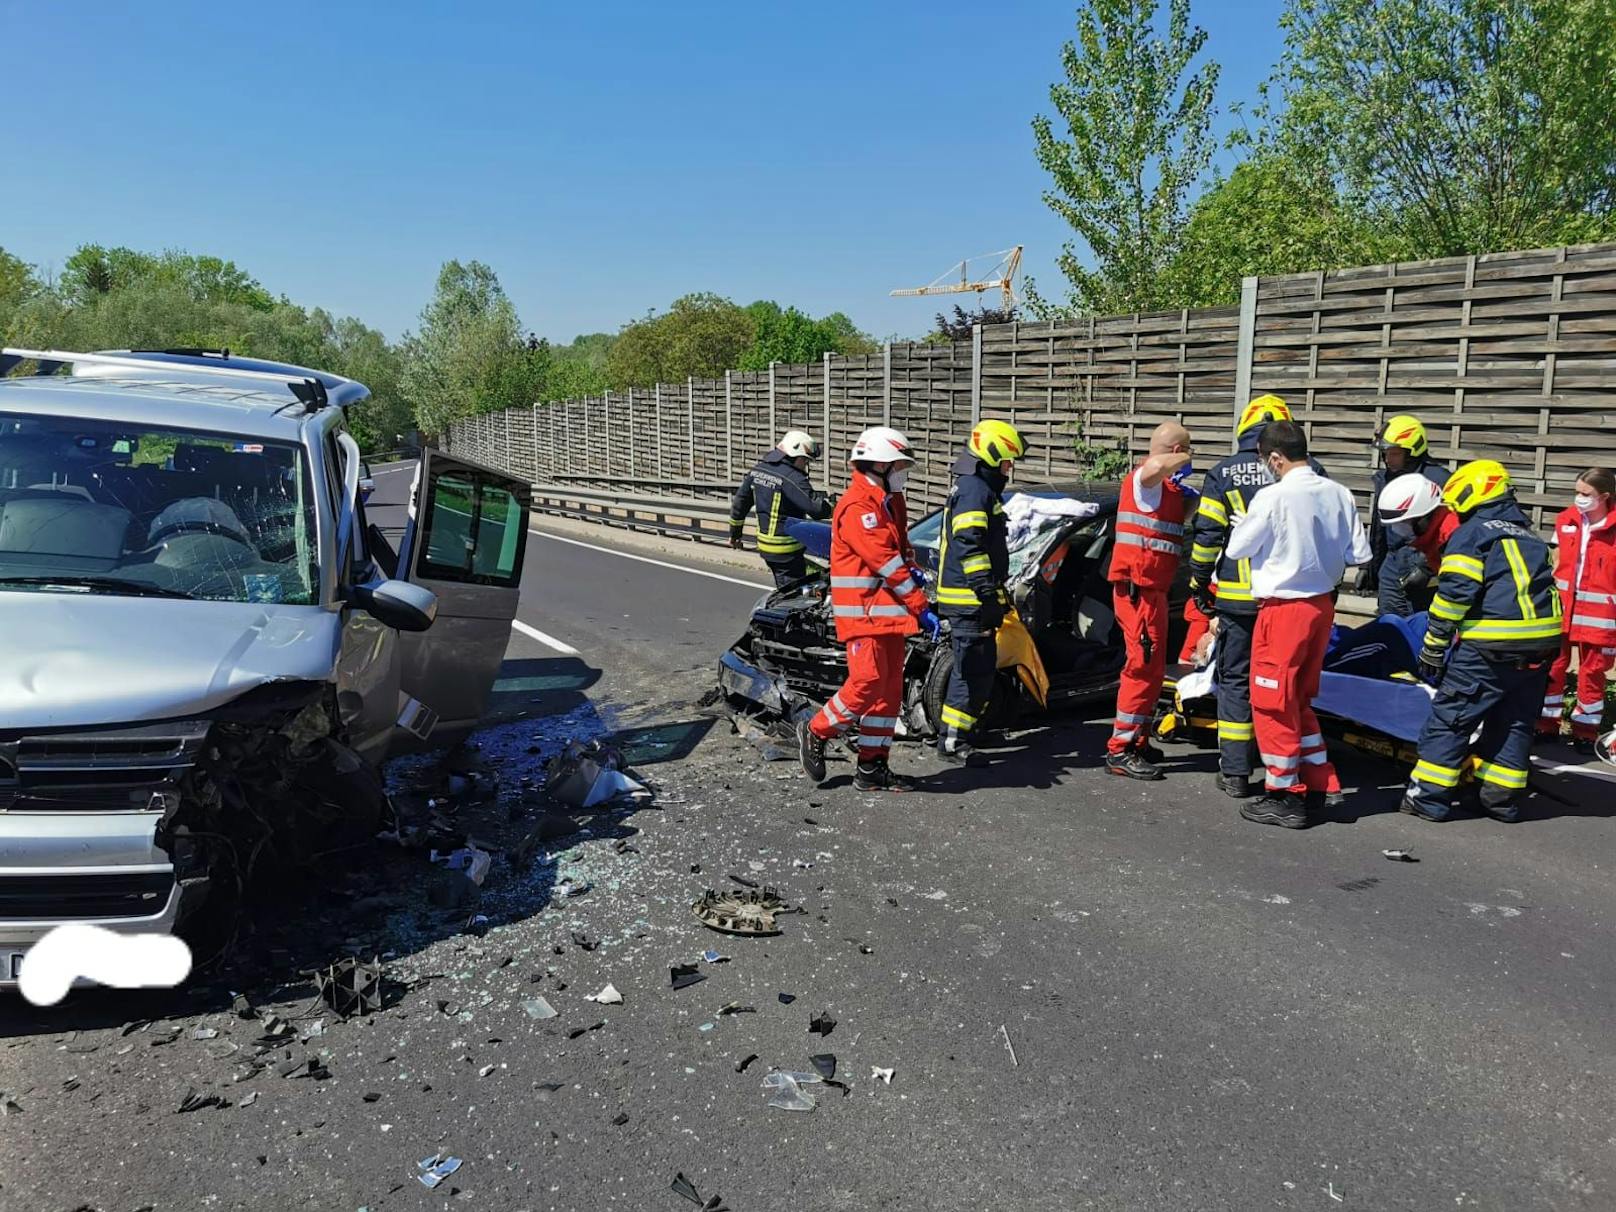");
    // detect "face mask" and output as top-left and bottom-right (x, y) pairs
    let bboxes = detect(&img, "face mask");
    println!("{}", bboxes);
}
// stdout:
(1170, 460), (1196, 486)
(887, 467), (910, 493)
(1264, 457), (1283, 482)
(1388, 522), (1415, 542)
(1575, 493), (1599, 514)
